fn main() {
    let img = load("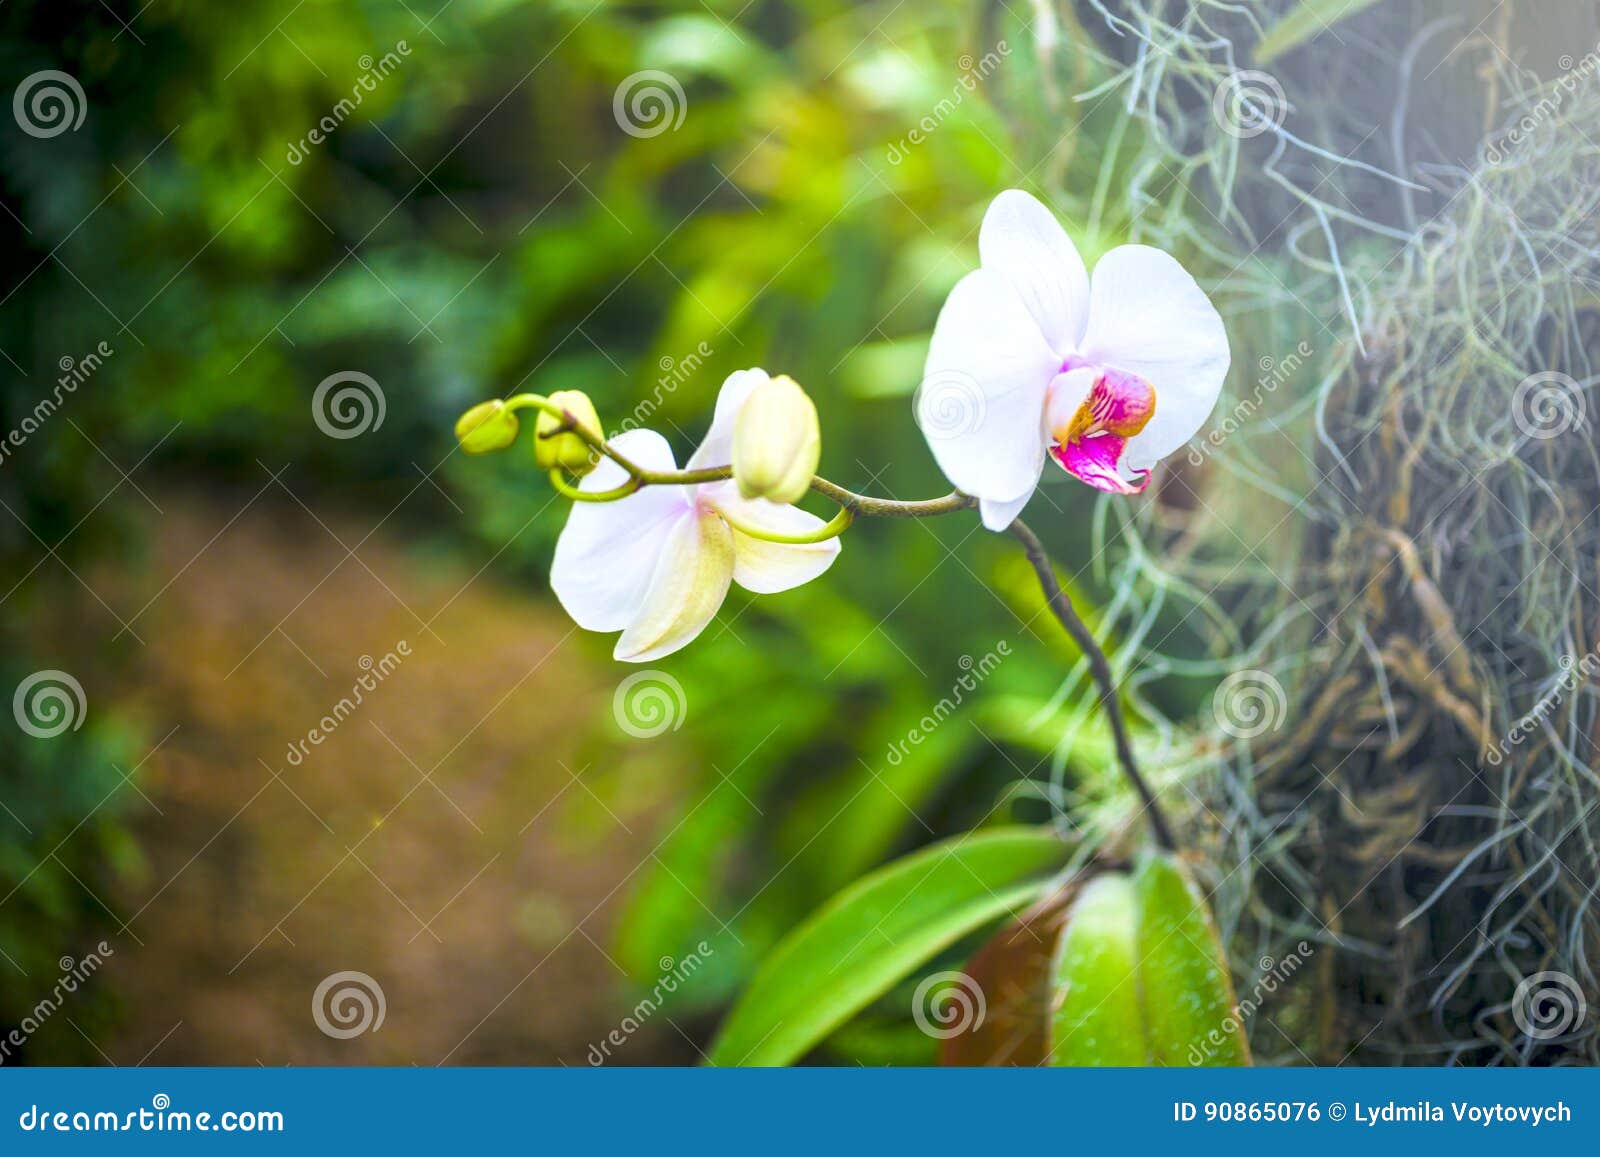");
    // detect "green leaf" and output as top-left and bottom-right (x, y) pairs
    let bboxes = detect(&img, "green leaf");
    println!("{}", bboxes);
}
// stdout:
(707, 827), (1072, 1066)
(1134, 852), (1252, 1066)
(1048, 873), (1148, 1065)
(1255, 0), (1381, 65)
